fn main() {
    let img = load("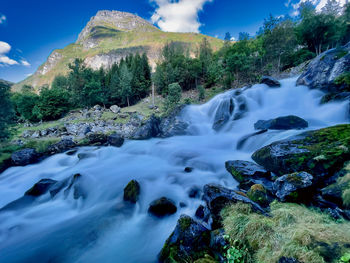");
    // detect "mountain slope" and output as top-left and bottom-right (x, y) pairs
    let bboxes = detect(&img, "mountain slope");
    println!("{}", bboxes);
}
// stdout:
(14, 10), (223, 92)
